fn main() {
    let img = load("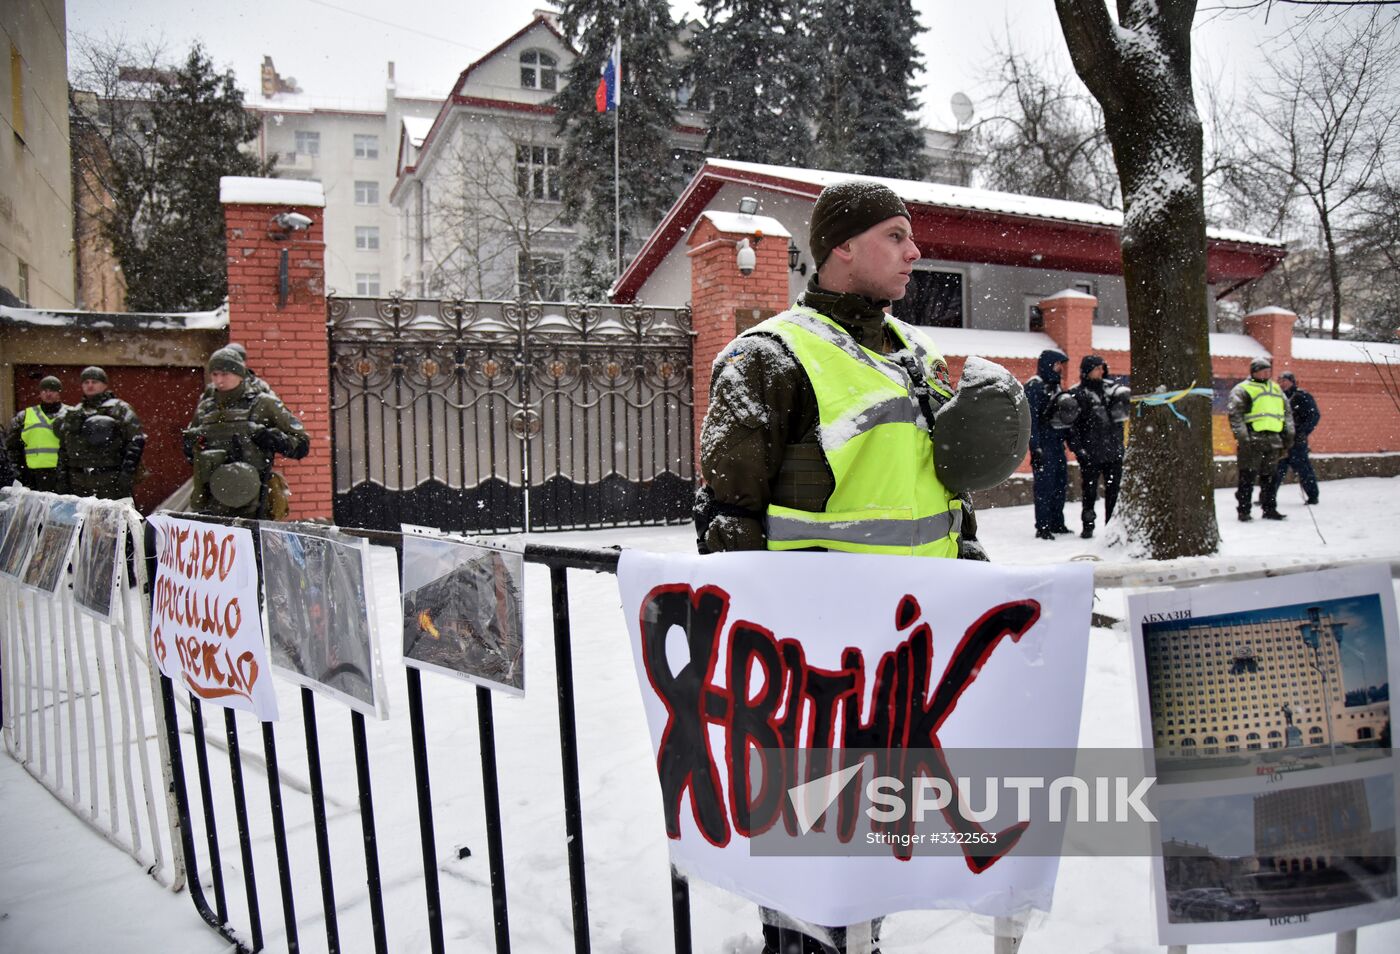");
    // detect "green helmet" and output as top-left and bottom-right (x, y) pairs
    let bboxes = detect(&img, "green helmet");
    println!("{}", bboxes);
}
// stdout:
(932, 357), (1032, 493)
(210, 461), (261, 508)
